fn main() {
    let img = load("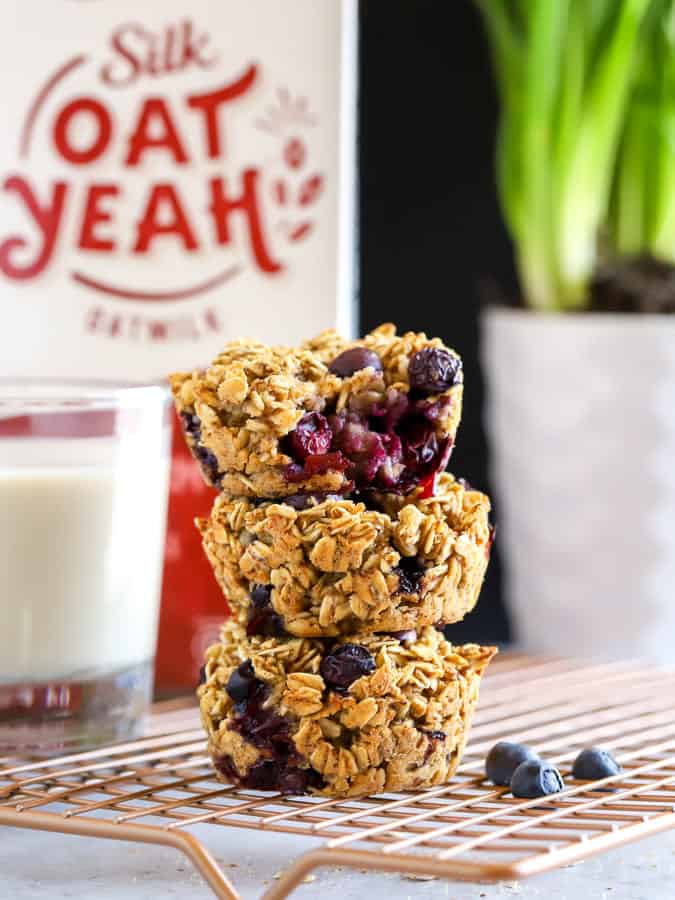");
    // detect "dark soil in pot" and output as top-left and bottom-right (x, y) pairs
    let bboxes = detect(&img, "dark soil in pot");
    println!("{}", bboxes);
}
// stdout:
(591, 256), (675, 314)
